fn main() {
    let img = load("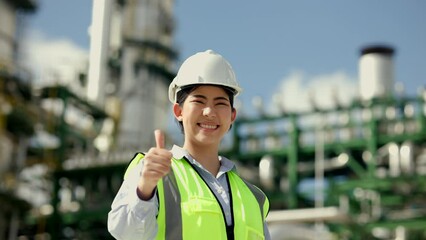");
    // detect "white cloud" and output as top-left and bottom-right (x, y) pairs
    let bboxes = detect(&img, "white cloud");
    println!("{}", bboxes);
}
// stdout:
(271, 70), (358, 113)
(20, 30), (89, 87)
